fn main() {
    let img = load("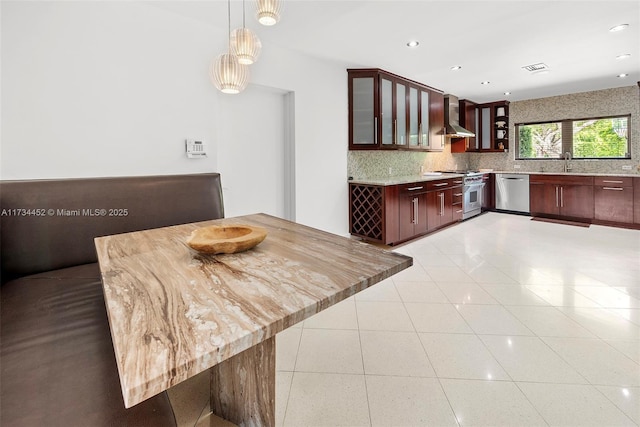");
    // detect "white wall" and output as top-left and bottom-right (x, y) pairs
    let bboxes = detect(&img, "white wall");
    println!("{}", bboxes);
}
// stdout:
(217, 84), (286, 219)
(1, 1), (349, 235)
(1, 2), (220, 178)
